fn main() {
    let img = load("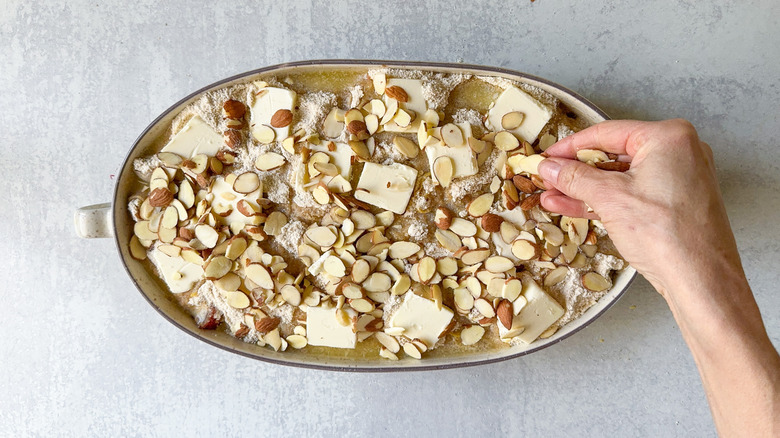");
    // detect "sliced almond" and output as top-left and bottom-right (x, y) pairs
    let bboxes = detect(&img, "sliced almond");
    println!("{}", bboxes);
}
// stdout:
(474, 298), (495, 318)
(501, 278), (523, 301)
(160, 205), (178, 229)
(467, 136), (487, 154)
(392, 135), (419, 159)
(306, 226), (337, 248)
(460, 248), (490, 265)
(501, 111), (525, 130)
(350, 259), (371, 283)
(263, 211), (287, 237)
(233, 172), (260, 194)
(226, 291), (250, 309)
(393, 109), (413, 128)
(467, 193), (494, 217)
(390, 274), (411, 295)
(349, 298), (375, 313)
(323, 255), (347, 277)
(440, 123), (464, 148)
(194, 224), (219, 248)
(341, 283), (364, 299)
(494, 131), (520, 151)
(432, 156), (454, 187)
(454, 287), (475, 312)
(363, 272), (391, 292)
(582, 272), (610, 292)
(437, 257), (458, 276)
(253, 125), (276, 144)
(544, 266), (568, 287)
(388, 241), (421, 259)
(129, 236), (147, 260)
(449, 218), (477, 237)
(280, 284), (302, 306)
(435, 229), (462, 252)
(286, 334), (307, 349)
(568, 217), (590, 246)
(402, 342), (422, 359)
(349, 140), (370, 160)
(511, 239), (540, 261)
(376, 332), (400, 353)
(460, 325), (485, 346)
(576, 149), (609, 164)
(417, 256), (436, 284)
(189, 154), (209, 174)
(500, 221), (520, 243)
(215, 272), (241, 291)
(380, 98), (398, 125)
(537, 222), (564, 246)
(204, 256), (232, 280)
(245, 264), (274, 289)
(254, 152), (286, 171)
(484, 256), (514, 273)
